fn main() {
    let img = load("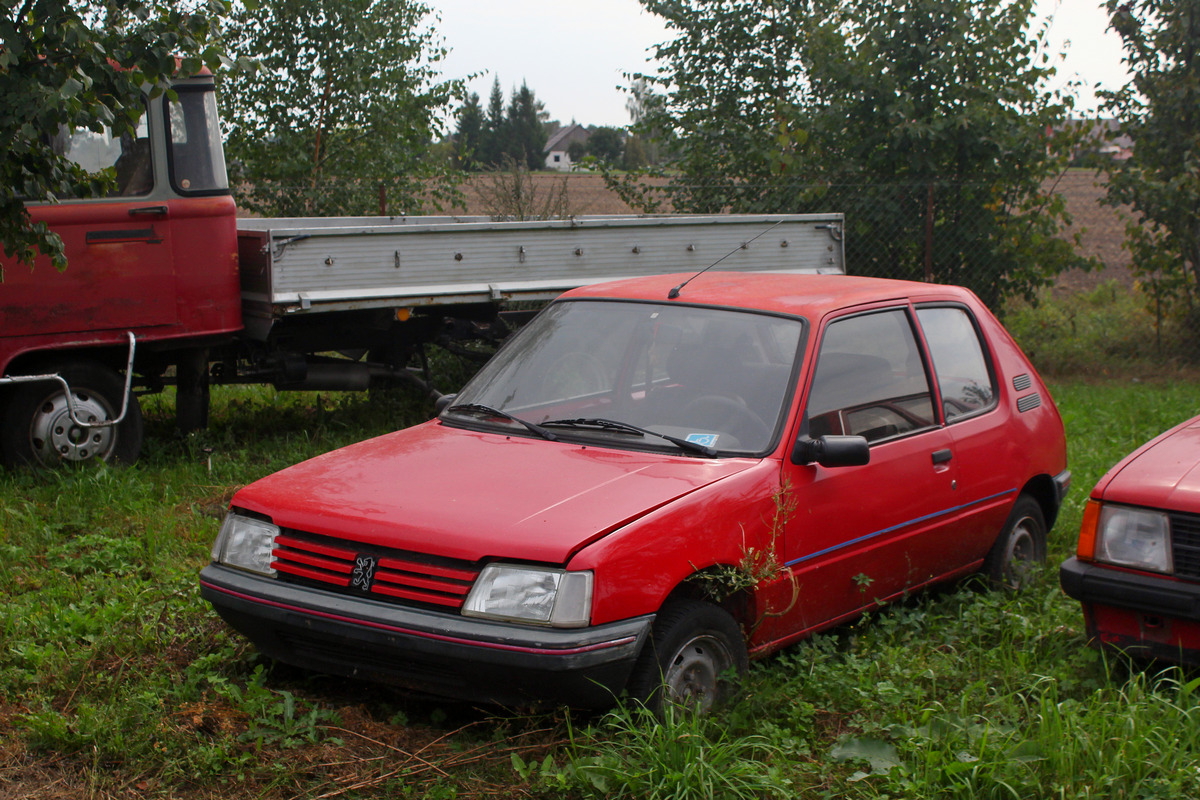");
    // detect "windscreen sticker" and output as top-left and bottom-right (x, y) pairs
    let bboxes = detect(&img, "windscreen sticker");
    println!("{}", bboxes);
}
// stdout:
(685, 433), (719, 447)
